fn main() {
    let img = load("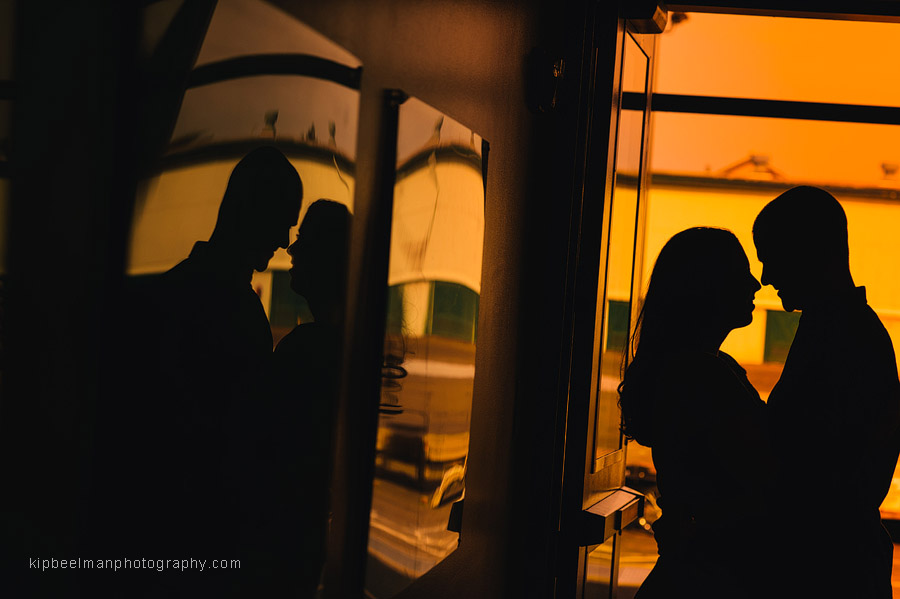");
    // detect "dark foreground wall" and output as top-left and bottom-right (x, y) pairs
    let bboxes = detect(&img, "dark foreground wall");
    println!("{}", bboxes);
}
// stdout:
(1, 2), (595, 597)
(279, 2), (592, 597)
